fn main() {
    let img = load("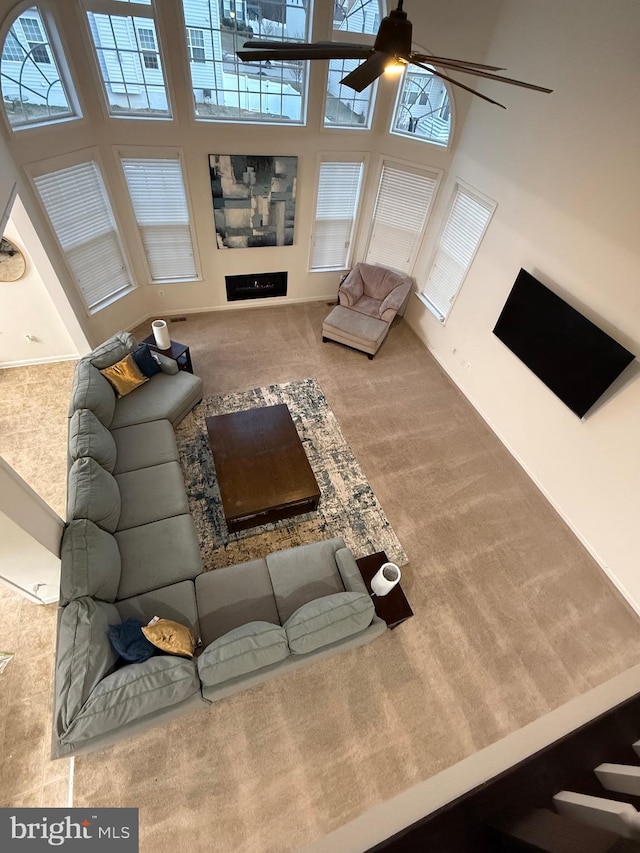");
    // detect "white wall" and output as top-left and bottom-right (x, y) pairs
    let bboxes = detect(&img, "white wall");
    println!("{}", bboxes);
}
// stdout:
(0, 199), (79, 366)
(0, 458), (63, 604)
(405, 0), (640, 608)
